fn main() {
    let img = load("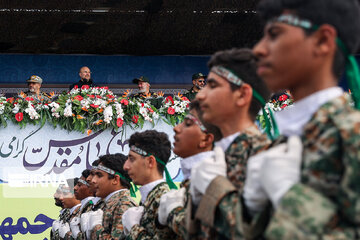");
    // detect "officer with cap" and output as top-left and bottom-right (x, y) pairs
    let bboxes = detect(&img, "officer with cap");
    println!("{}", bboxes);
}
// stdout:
(183, 72), (206, 101)
(131, 76), (162, 108)
(24, 75), (51, 101)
